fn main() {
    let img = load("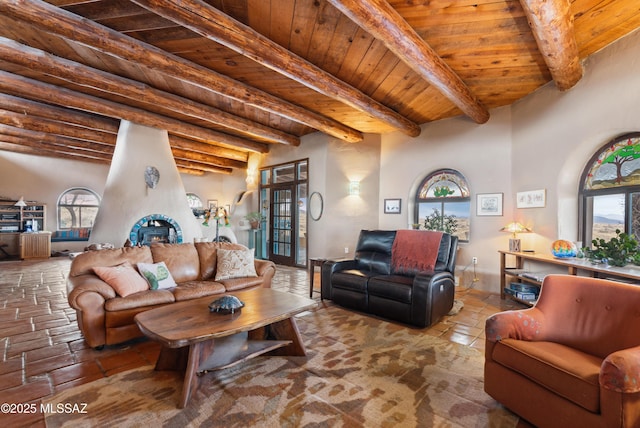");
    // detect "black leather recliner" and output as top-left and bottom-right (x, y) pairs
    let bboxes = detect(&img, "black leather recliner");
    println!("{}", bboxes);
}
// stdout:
(321, 230), (458, 328)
